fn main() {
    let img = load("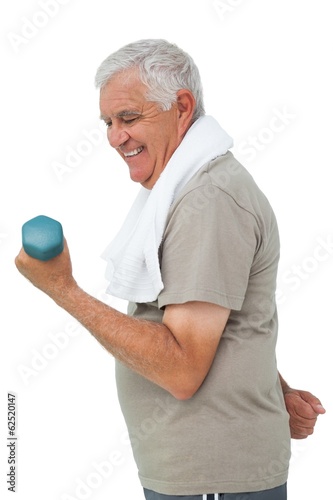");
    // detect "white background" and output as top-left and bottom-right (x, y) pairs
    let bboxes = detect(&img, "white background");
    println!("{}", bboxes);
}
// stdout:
(1, 0), (332, 498)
